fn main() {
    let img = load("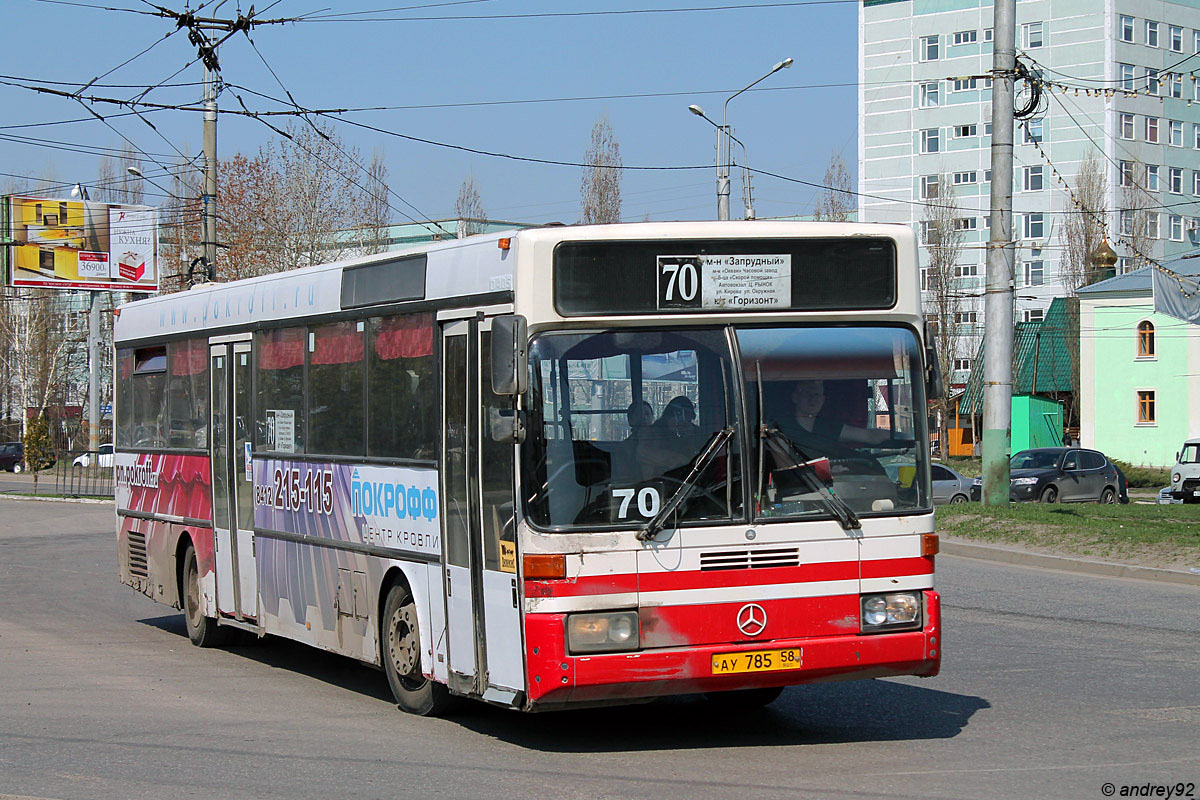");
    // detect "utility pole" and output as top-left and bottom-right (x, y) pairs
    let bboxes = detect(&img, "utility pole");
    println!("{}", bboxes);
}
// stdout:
(202, 61), (217, 278)
(982, 0), (1017, 505)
